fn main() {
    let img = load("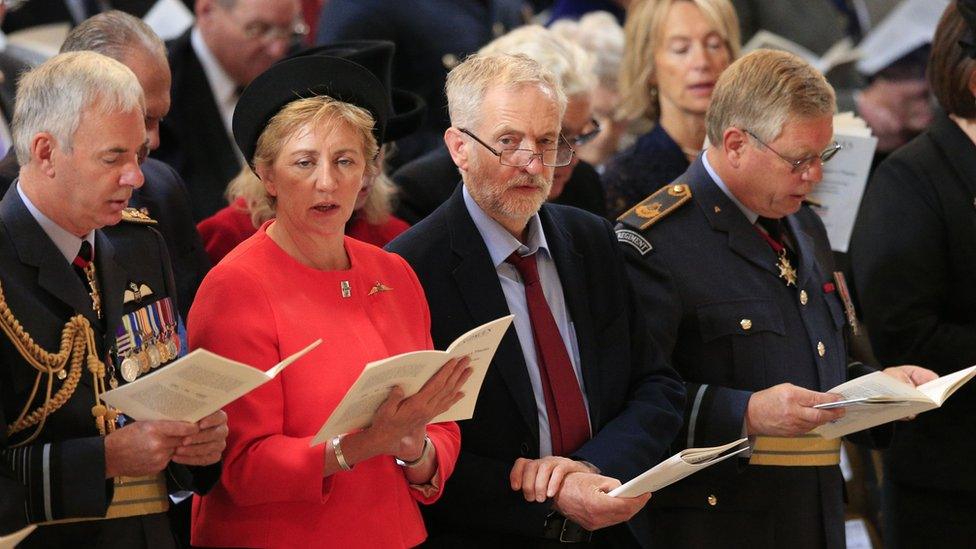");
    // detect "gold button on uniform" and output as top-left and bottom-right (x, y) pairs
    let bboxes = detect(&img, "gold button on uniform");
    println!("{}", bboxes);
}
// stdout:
(817, 341), (826, 357)
(799, 290), (808, 305)
(707, 494), (718, 506)
(740, 319), (752, 331)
